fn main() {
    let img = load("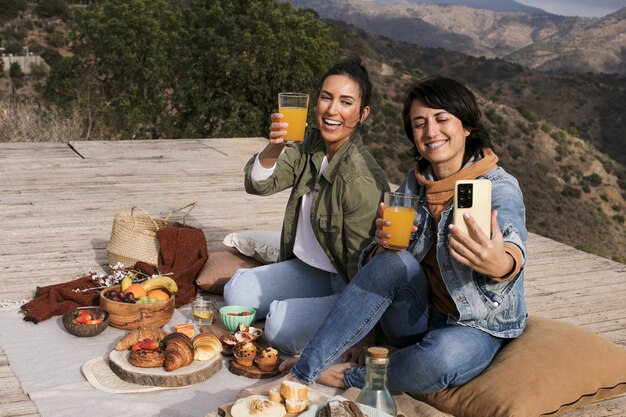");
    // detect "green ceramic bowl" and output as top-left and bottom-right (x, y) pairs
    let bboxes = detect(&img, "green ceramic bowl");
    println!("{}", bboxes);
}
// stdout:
(219, 305), (256, 333)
